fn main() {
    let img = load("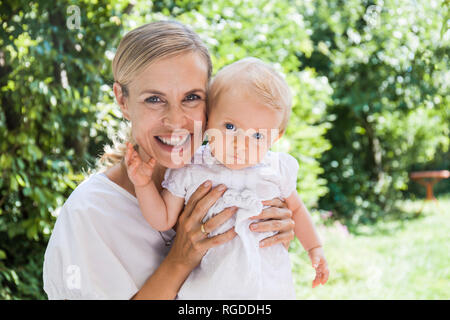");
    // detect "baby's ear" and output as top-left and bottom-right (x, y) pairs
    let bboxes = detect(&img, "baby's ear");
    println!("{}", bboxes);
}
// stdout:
(271, 130), (284, 144)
